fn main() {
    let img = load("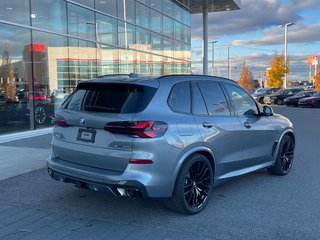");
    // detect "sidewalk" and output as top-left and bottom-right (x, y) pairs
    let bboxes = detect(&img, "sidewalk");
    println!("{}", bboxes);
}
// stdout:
(0, 133), (51, 181)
